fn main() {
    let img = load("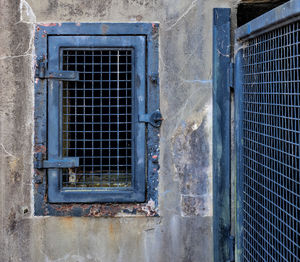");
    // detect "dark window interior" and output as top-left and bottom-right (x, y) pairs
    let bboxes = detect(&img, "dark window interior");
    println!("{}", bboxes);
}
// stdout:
(61, 49), (133, 188)
(237, 0), (290, 27)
